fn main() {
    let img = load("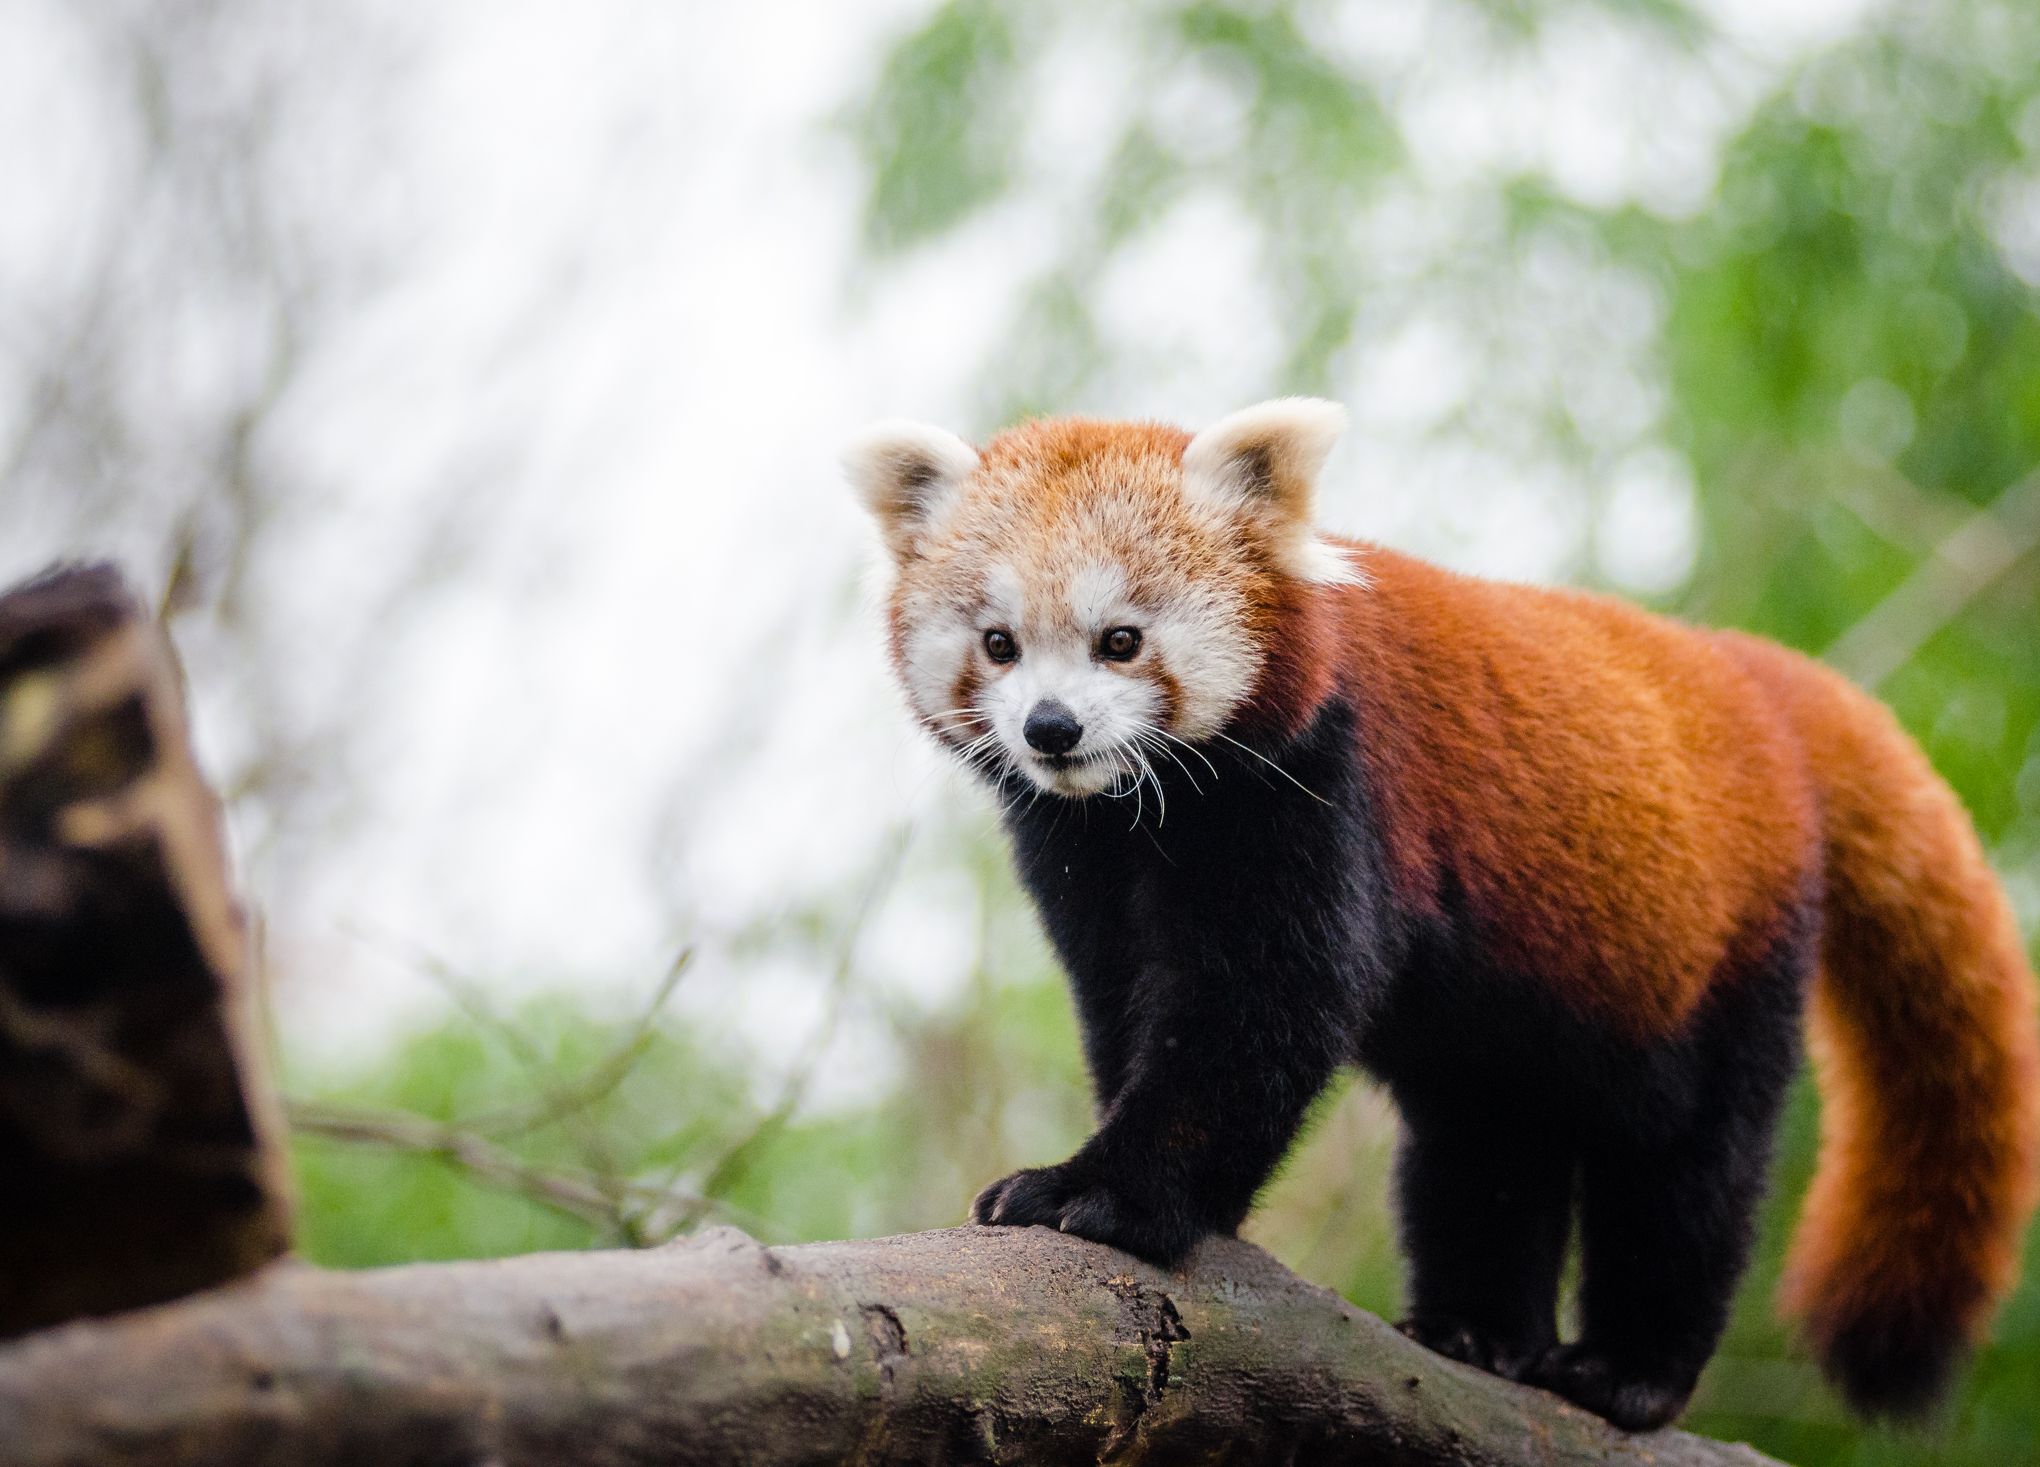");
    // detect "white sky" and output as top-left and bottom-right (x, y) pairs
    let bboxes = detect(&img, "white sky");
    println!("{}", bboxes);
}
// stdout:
(0, 0), (1882, 1085)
